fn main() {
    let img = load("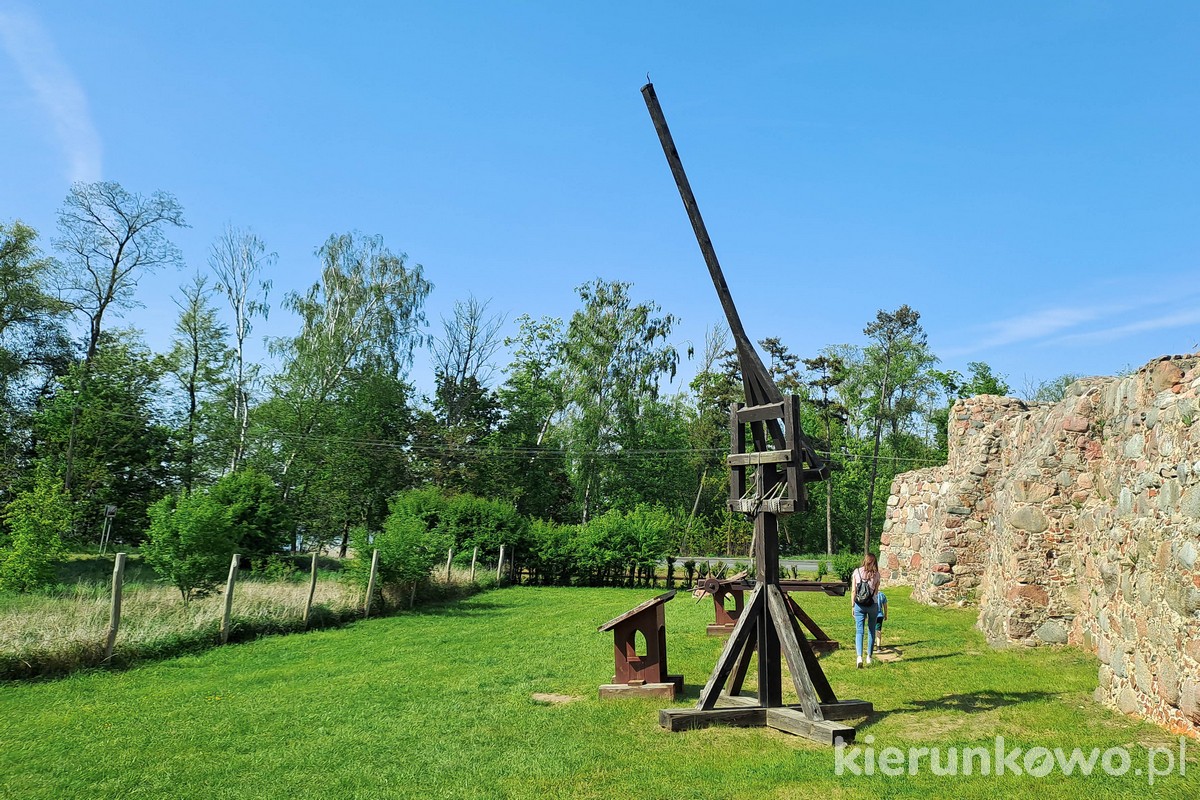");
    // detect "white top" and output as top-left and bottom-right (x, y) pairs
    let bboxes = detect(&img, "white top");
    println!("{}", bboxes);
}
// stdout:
(852, 567), (880, 597)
